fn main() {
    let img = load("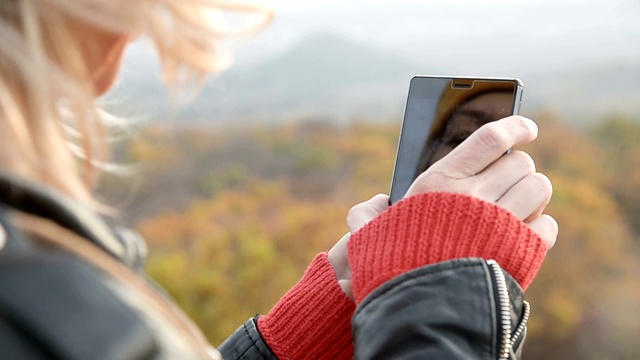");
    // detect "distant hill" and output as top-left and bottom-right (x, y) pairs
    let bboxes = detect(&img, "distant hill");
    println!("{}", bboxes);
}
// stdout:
(107, 32), (640, 126)
(524, 61), (640, 127)
(182, 32), (451, 123)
